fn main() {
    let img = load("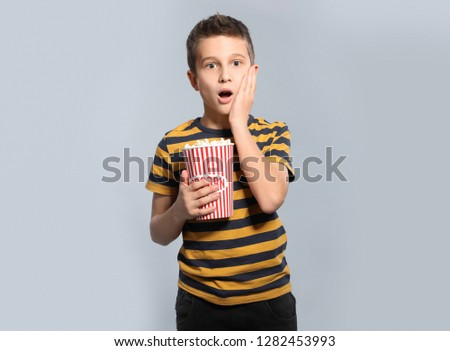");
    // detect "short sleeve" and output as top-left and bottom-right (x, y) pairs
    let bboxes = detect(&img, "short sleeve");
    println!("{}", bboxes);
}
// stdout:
(145, 137), (179, 196)
(263, 123), (296, 182)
